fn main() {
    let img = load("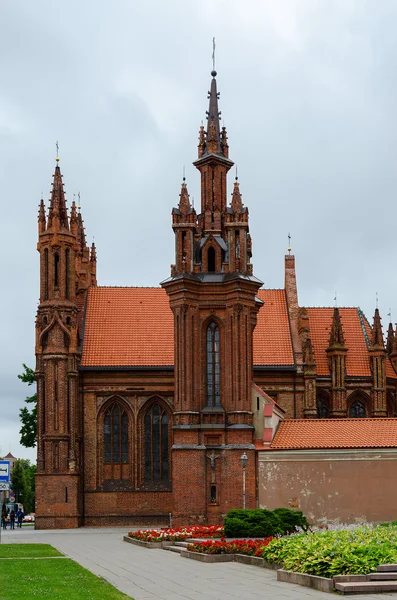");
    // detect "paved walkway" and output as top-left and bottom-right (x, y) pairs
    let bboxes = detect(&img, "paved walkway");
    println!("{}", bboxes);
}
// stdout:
(1, 526), (397, 600)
